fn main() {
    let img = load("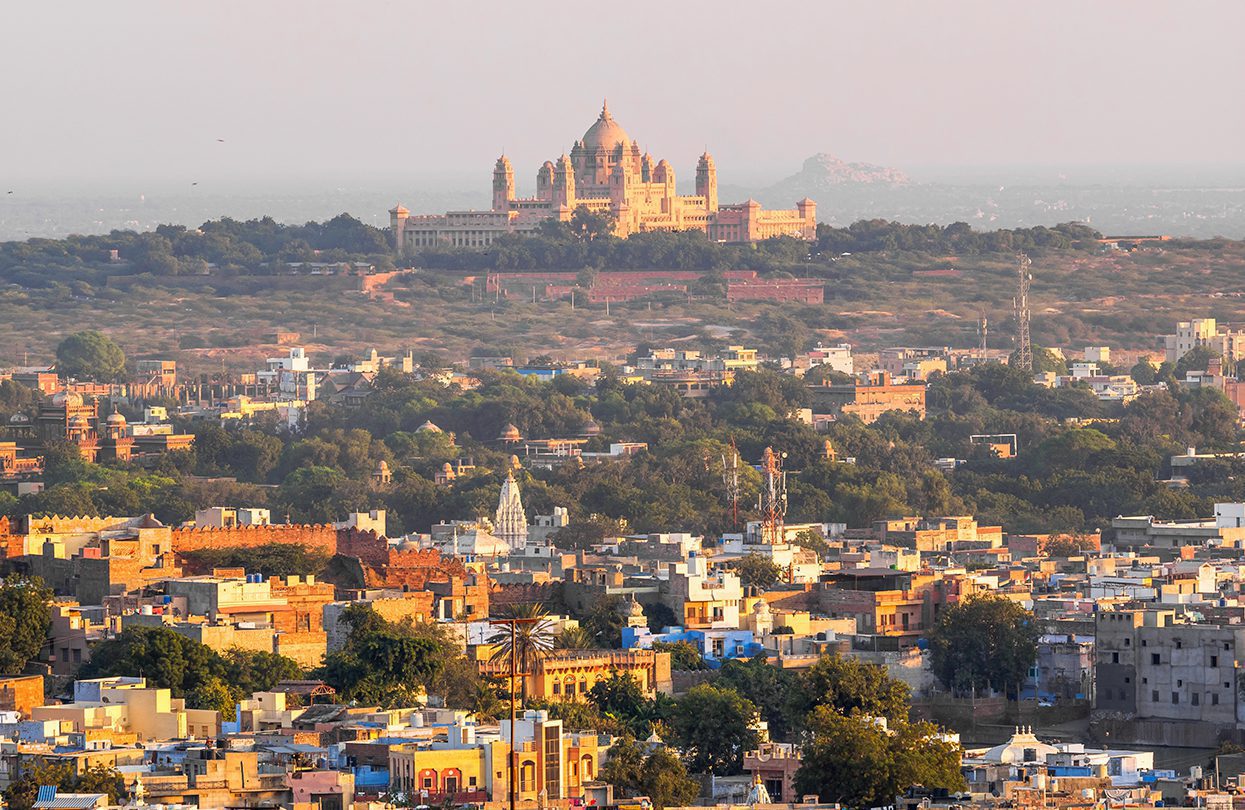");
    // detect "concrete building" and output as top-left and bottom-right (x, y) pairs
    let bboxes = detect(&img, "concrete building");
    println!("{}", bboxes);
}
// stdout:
(33, 677), (218, 742)
(1095, 608), (1245, 745)
(1165, 318), (1245, 365)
